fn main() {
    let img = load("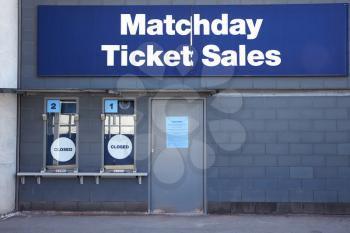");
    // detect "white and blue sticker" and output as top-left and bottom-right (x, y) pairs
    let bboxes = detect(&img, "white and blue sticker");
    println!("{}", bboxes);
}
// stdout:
(104, 99), (118, 113)
(47, 99), (61, 113)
